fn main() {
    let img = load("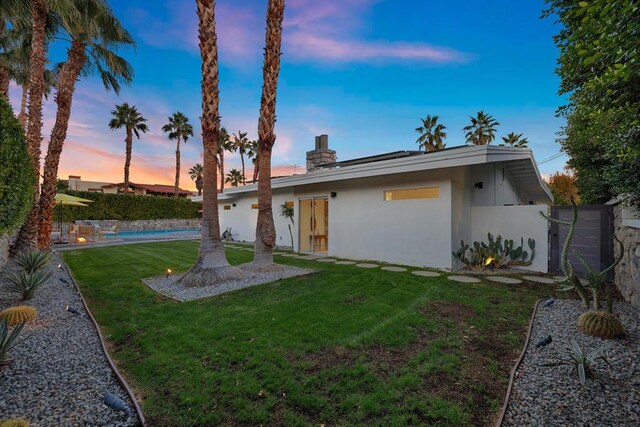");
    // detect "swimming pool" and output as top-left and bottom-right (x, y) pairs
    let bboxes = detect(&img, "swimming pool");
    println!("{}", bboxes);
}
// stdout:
(106, 228), (201, 239)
